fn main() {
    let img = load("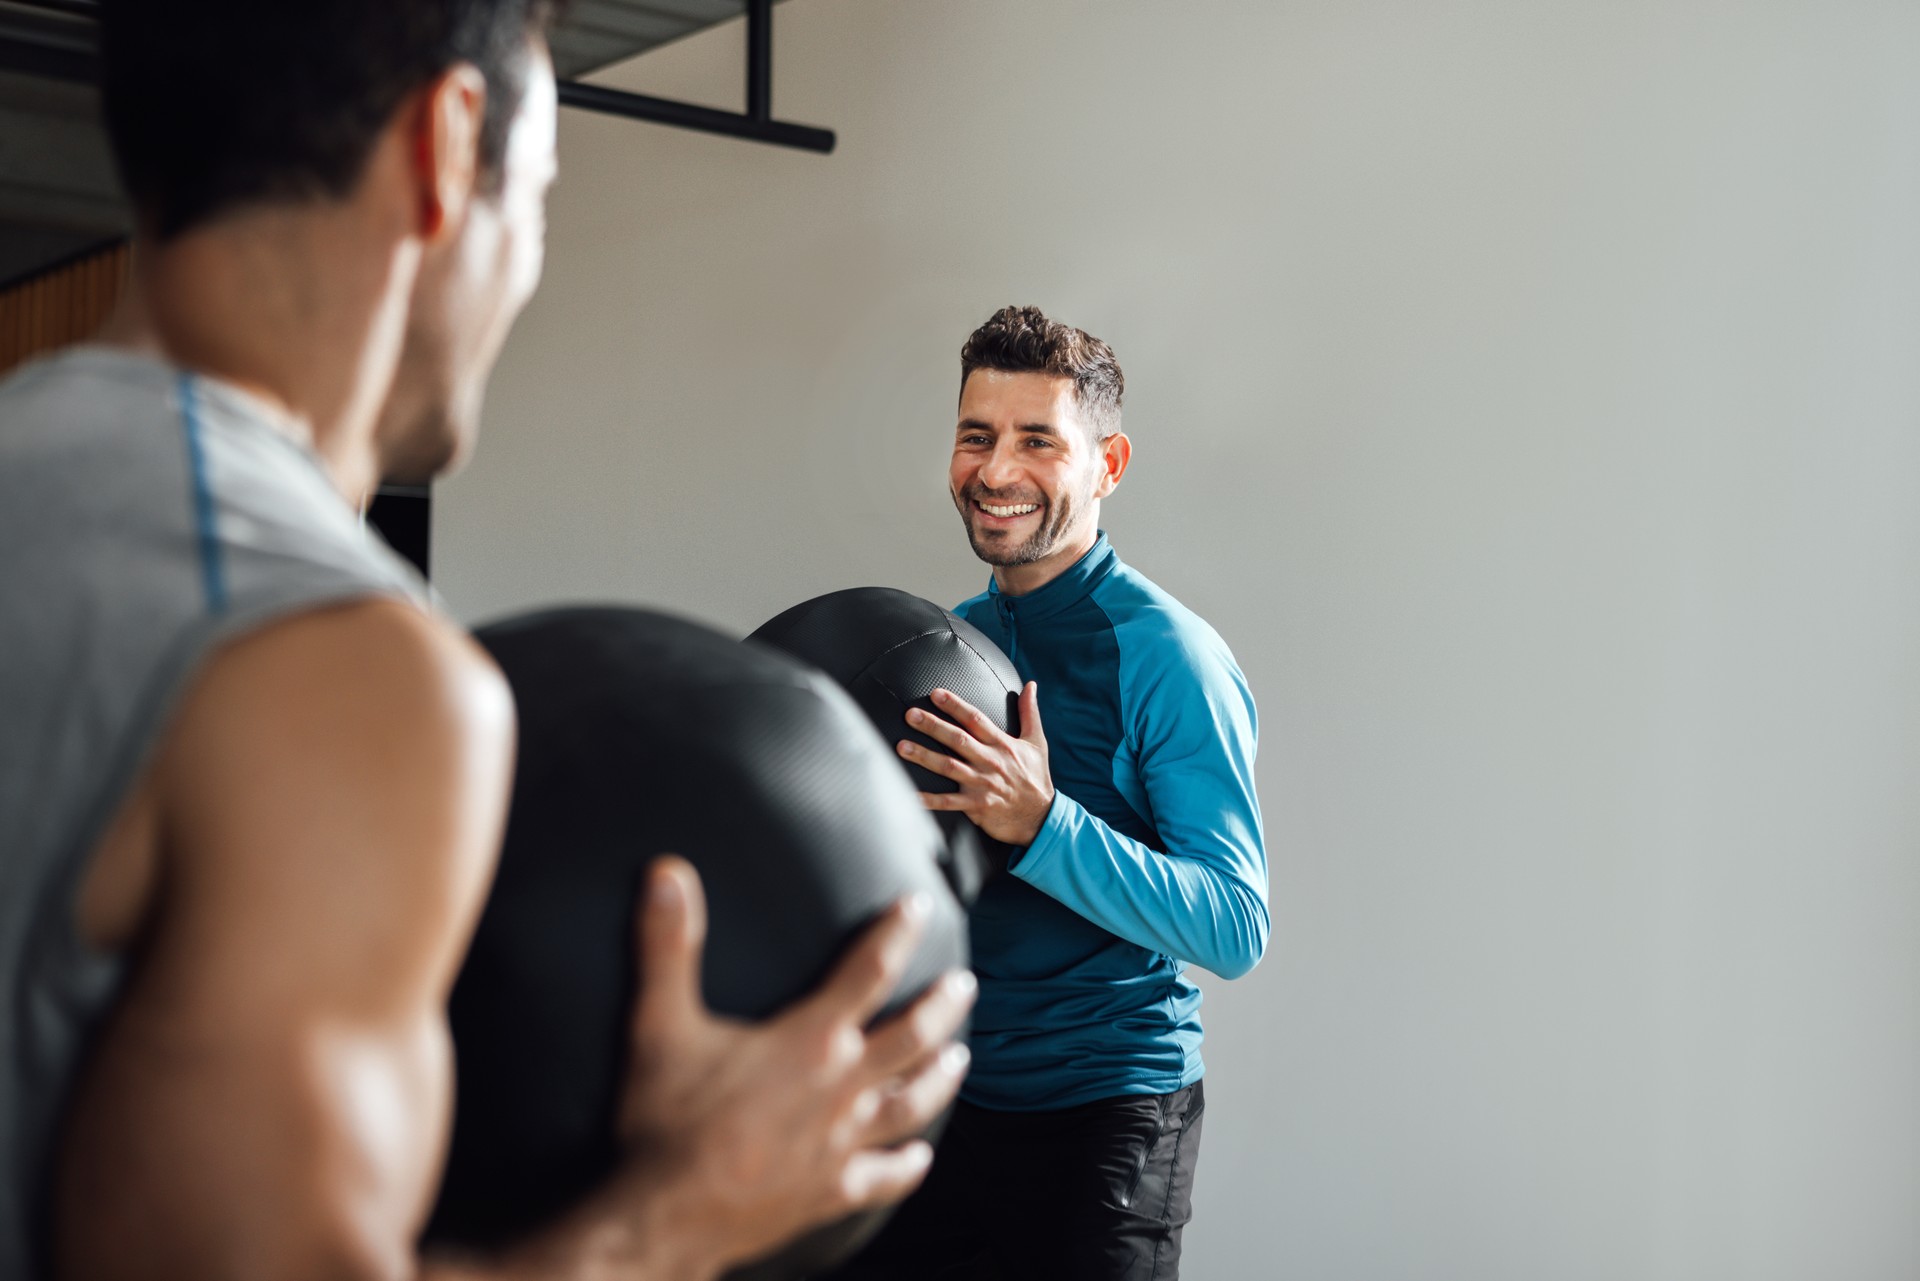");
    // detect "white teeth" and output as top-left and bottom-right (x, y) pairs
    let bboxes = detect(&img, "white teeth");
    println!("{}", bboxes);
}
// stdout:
(979, 502), (1039, 517)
